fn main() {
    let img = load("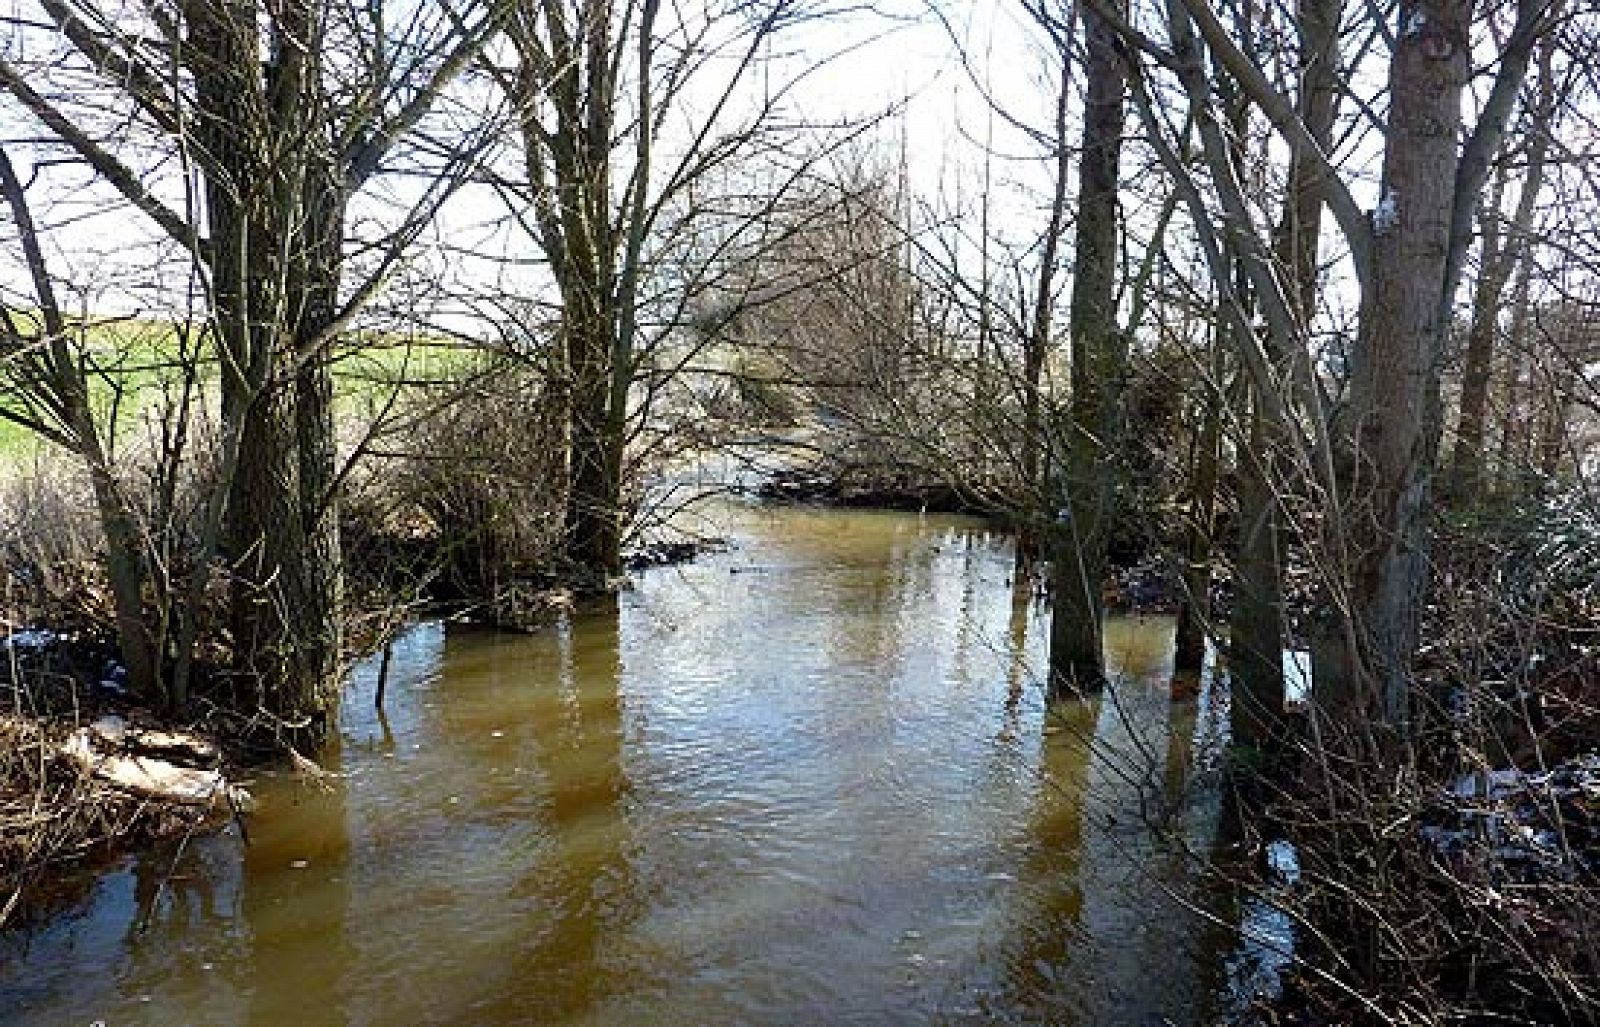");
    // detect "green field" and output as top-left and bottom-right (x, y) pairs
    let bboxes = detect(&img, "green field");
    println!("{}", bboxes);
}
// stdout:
(0, 316), (477, 464)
